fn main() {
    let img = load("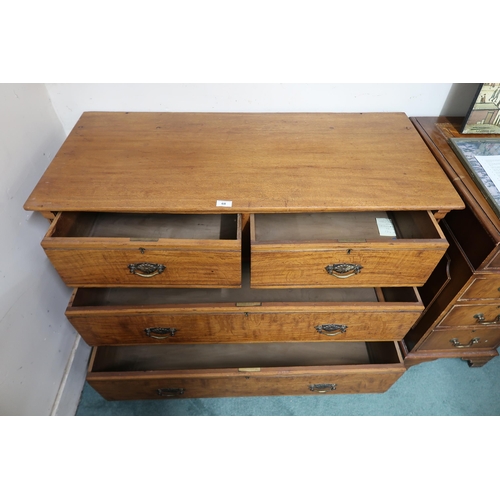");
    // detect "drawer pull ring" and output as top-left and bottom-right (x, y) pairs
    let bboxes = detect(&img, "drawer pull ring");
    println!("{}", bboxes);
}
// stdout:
(315, 324), (347, 336)
(450, 337), (480, 348)
(128, 262), (166, 277)
(310, 383), (336, 393)
(325, 263), (363, 278)
(157, 388), (185, 397)
(145, 327), (177, 339)
(473, 313), (500, 325)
